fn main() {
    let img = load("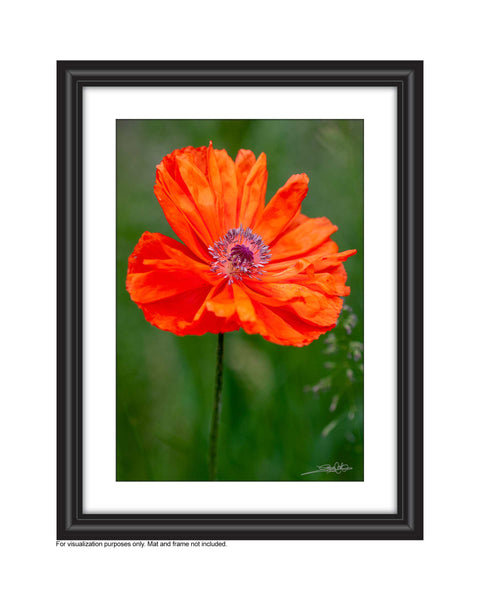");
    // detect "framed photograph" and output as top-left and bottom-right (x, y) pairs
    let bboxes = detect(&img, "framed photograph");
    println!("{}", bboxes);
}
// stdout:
(57, 61), (423, 540)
